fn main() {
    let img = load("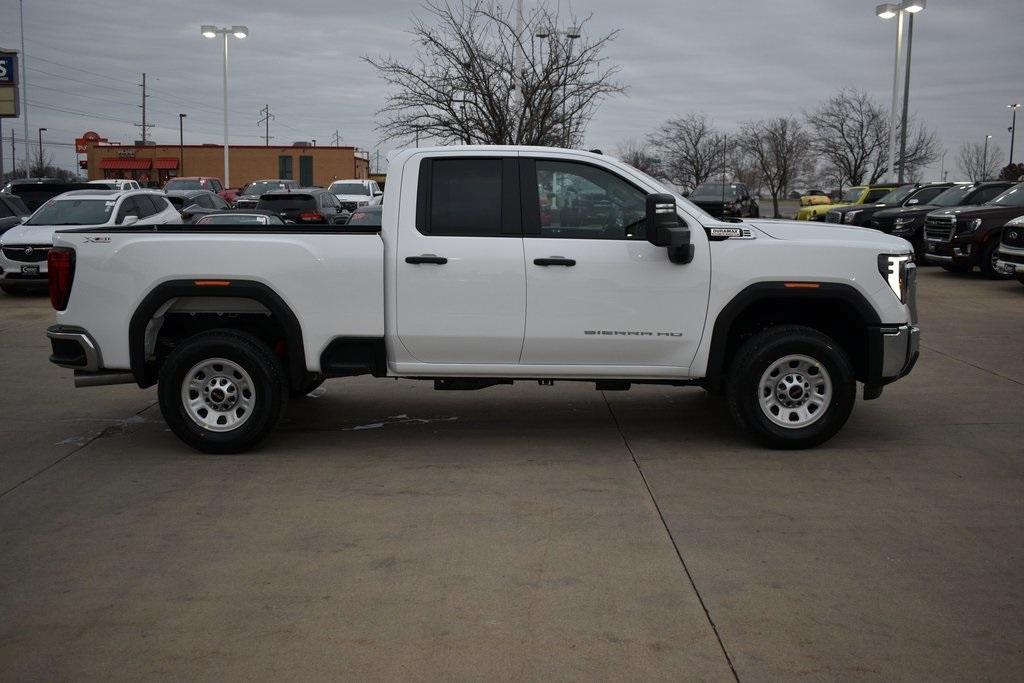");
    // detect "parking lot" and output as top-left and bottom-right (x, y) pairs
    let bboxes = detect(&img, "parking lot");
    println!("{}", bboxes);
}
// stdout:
(0, 267), (1021, 680)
